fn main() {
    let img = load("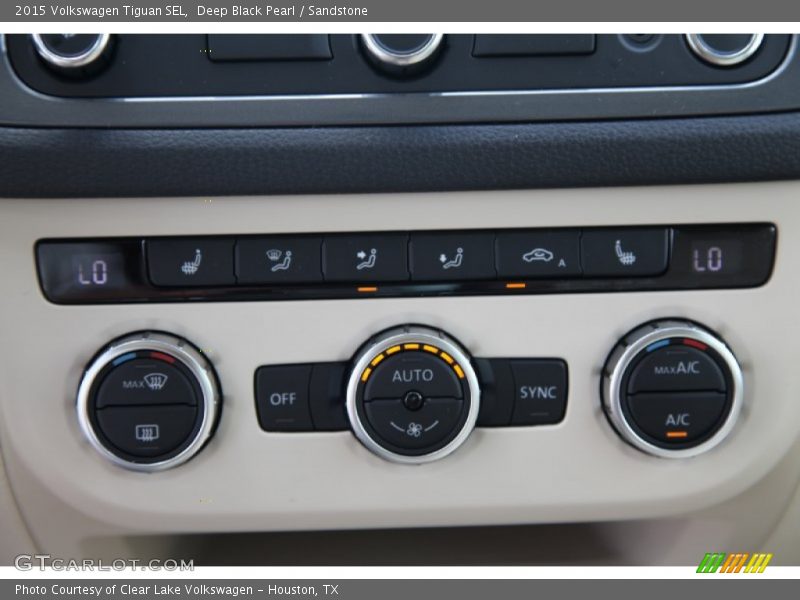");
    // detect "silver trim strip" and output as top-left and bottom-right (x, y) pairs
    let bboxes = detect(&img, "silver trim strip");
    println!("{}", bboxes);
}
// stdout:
(0, 35), (796, 128)
(76, 331), (220, 473)
(346, 325), (480, 465)
(602, 320), (744, 460)
(685, 34), (764, 68)
(30, 33), (110, 70)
